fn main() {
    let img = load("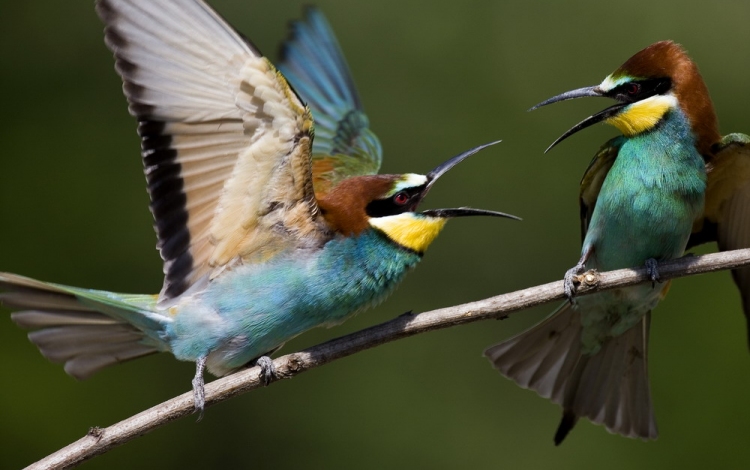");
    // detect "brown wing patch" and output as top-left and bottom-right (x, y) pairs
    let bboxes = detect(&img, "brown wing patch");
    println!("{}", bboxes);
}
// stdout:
(312, 158), (338, 197)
